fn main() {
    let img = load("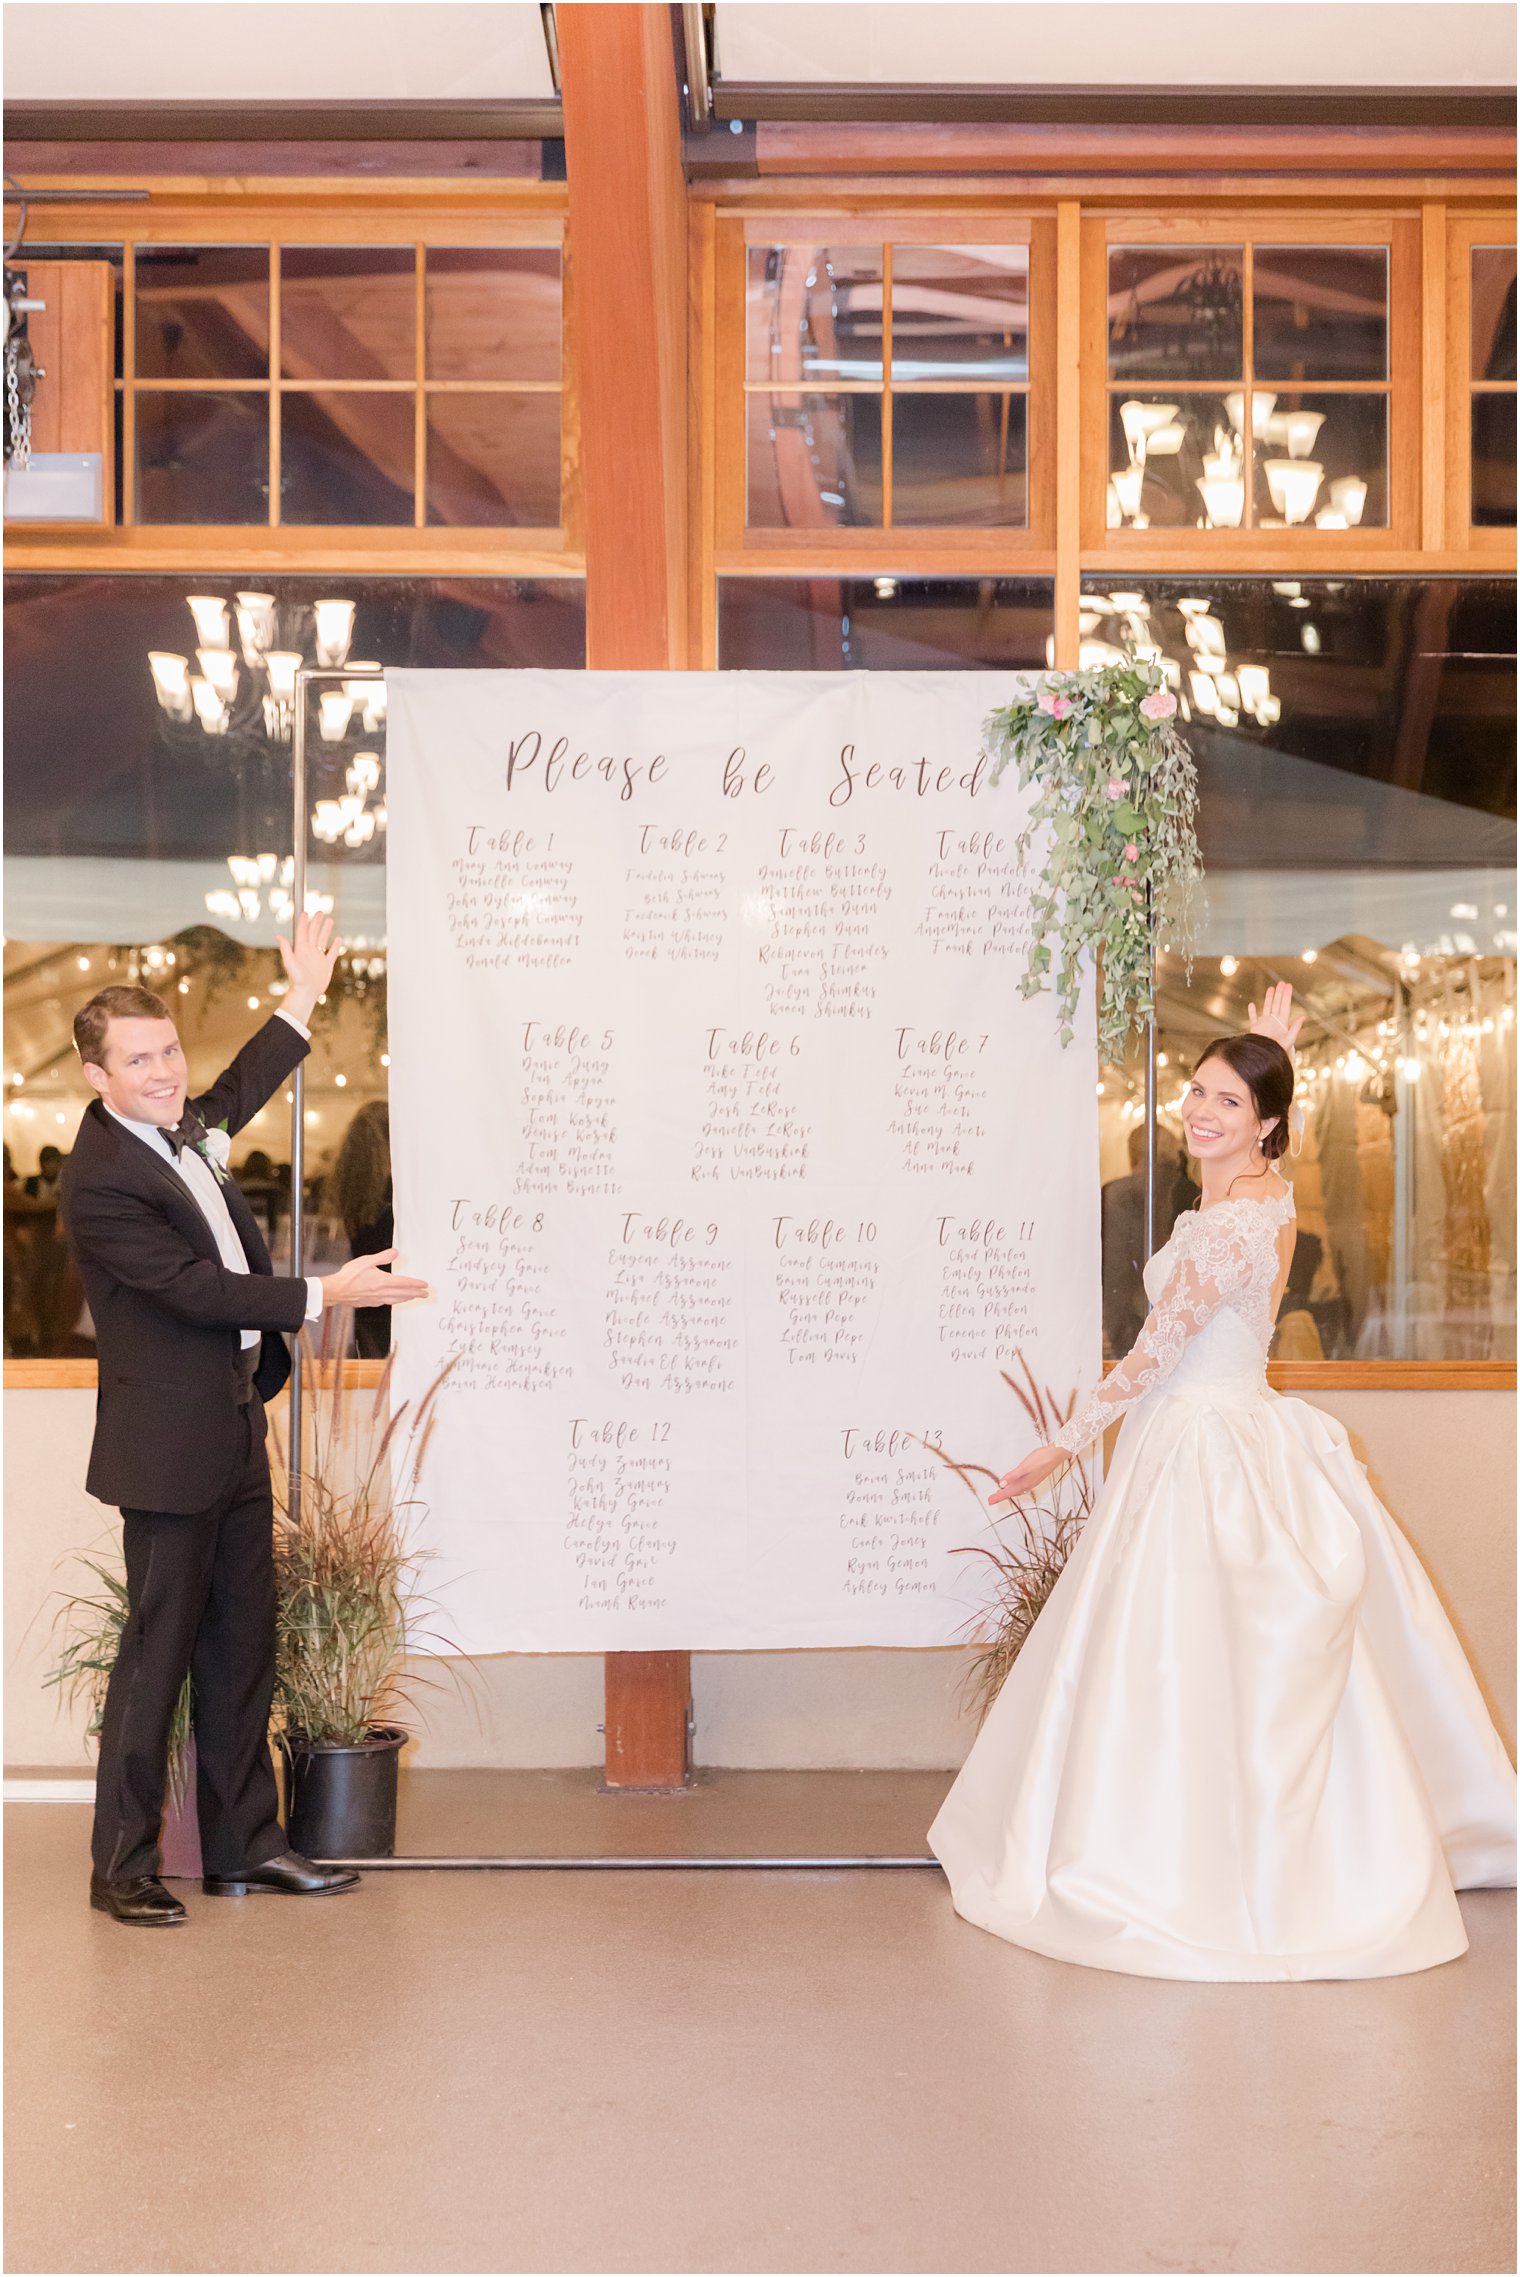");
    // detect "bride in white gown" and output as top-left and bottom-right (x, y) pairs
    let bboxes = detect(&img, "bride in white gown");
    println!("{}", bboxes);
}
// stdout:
(930, 990), (1516, 1981)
